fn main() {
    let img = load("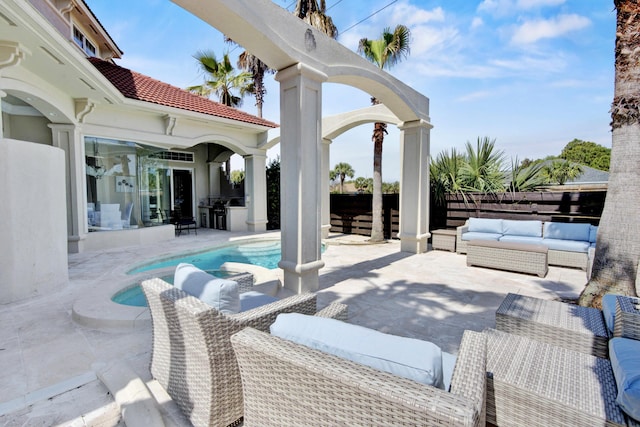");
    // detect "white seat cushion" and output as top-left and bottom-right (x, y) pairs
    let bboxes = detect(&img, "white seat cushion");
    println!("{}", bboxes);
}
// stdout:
(173, 263), (240, 314)
(239, 291), (278, 312)
(271, 313), (444, 388)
